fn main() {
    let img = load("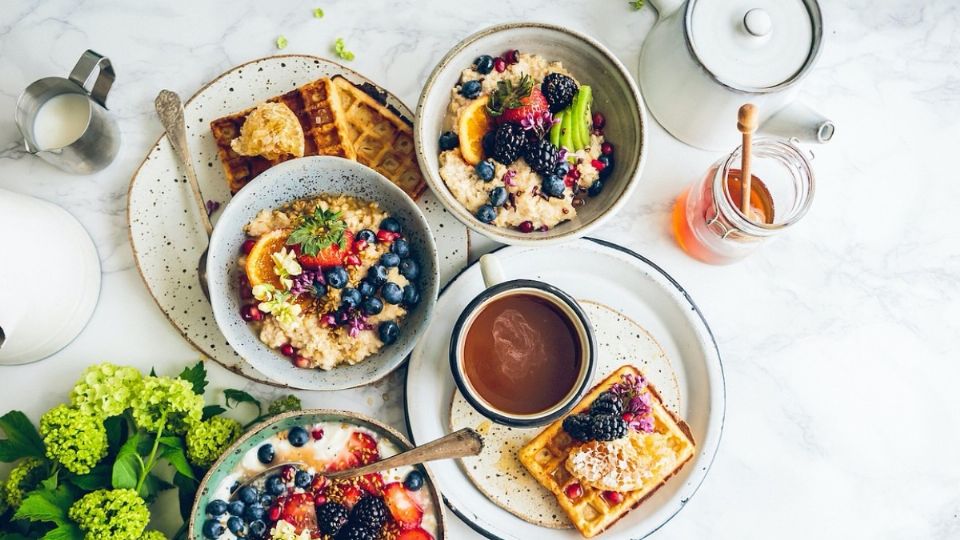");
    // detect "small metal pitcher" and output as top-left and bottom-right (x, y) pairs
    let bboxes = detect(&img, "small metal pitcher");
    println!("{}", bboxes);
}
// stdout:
(15, 50), (120, 174)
